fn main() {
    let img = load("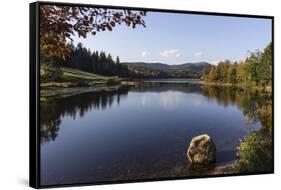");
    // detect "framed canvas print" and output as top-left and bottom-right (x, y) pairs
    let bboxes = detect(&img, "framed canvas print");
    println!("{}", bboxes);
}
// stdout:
(29, 1), (274, 188)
